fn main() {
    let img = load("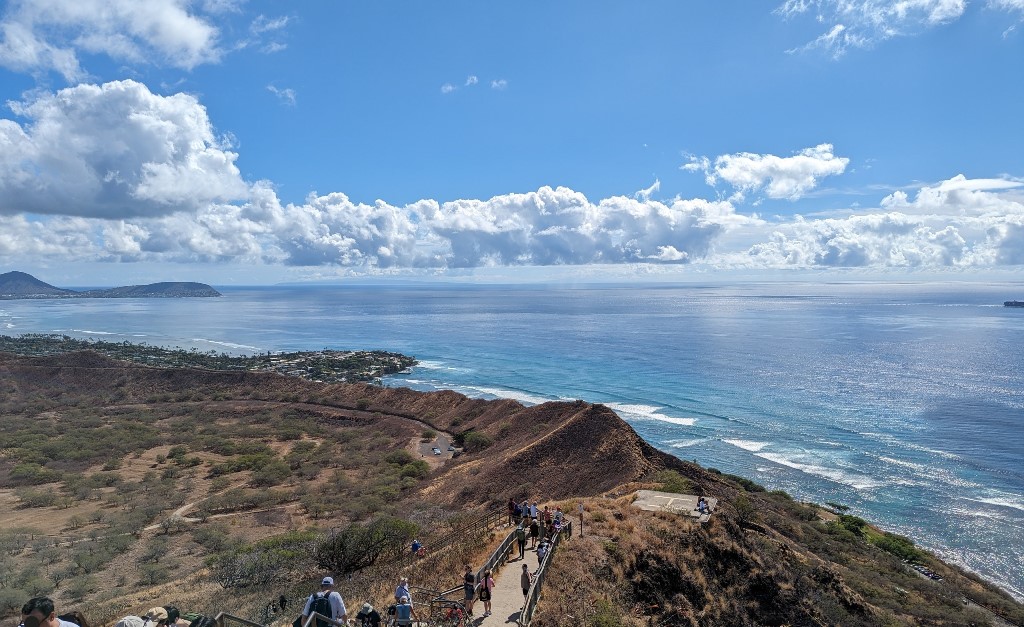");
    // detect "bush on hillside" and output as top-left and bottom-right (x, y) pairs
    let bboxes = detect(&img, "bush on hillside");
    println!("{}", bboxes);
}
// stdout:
(461, 431), (493, 452)
(314, 516), (418, 575)
(652, 469), (694, 494)
(870, 532), (922, 561)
